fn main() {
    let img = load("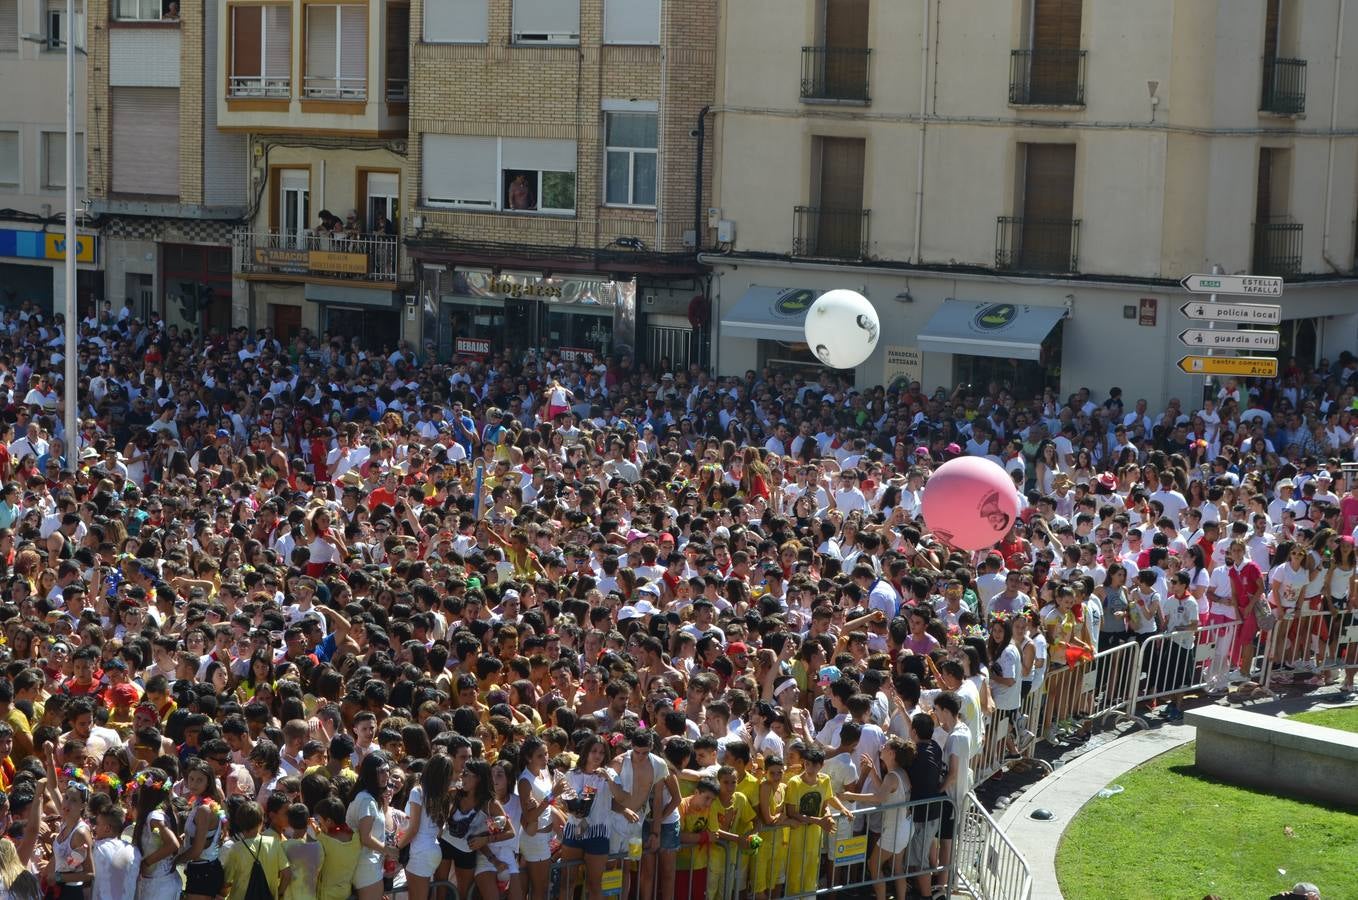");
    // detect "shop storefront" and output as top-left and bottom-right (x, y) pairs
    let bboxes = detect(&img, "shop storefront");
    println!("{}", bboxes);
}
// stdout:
(0, 227), (101, 313)
(432, 269), (637, 365)
(720, 285), (827, 379)
(916, 300), (1066, 396)
(305, 283), (405, 354)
